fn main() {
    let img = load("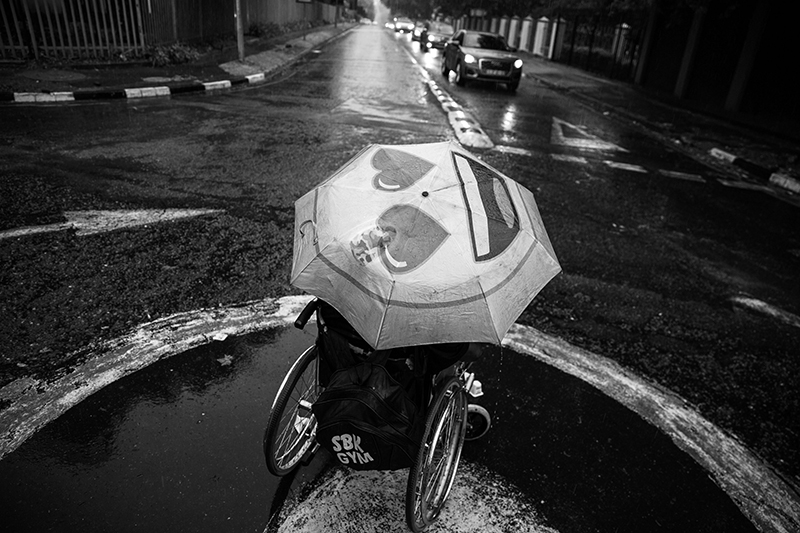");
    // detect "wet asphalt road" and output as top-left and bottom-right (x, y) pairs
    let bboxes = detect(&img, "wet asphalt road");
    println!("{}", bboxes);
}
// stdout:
(1, 23), (799, 533)
(0, 324), (757, 533)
